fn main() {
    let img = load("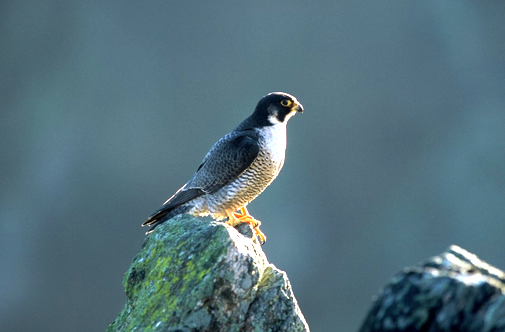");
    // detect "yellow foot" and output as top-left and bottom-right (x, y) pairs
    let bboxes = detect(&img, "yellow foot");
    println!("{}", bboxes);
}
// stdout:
(226, 206), (266, 245)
